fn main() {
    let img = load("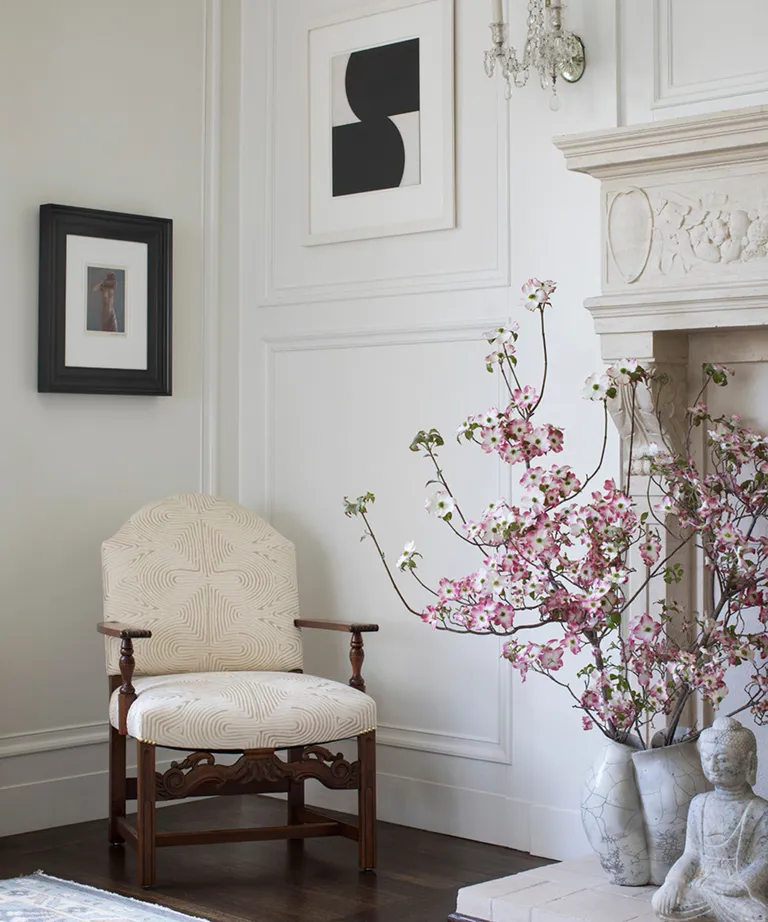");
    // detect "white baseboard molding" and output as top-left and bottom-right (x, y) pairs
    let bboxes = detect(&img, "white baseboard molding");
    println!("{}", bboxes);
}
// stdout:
(528, 802), (590, 861)
(1, 761), (586, 861)
(307, 776), (588, 861)
(0, 727), (589, 860)
(0, 767), (108, 838)
(374, 773), (519, 850)
(0, 756), (180, 839)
